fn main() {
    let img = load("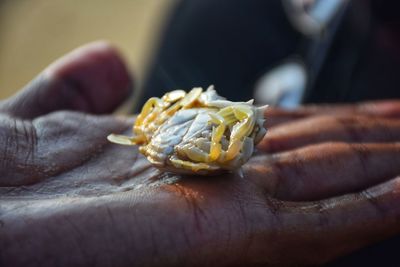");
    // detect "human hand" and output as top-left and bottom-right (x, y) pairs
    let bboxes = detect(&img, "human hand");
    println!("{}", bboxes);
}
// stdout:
(1, 43), (400, 267)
